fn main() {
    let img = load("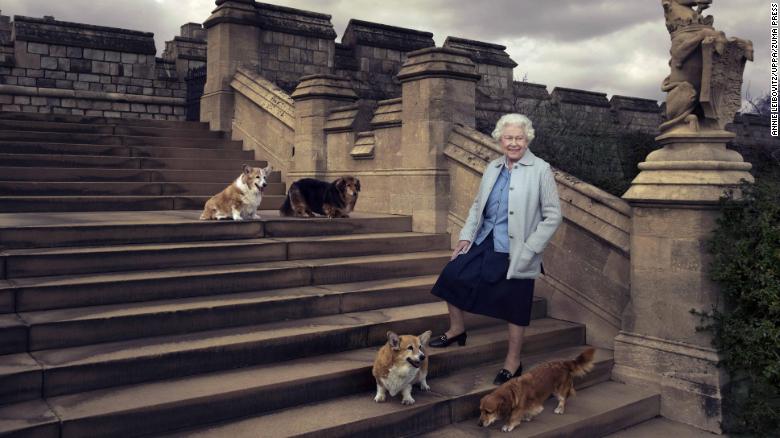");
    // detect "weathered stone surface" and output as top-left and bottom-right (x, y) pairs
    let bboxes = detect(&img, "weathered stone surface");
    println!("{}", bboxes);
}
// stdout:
(13, 16), (156, 54)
